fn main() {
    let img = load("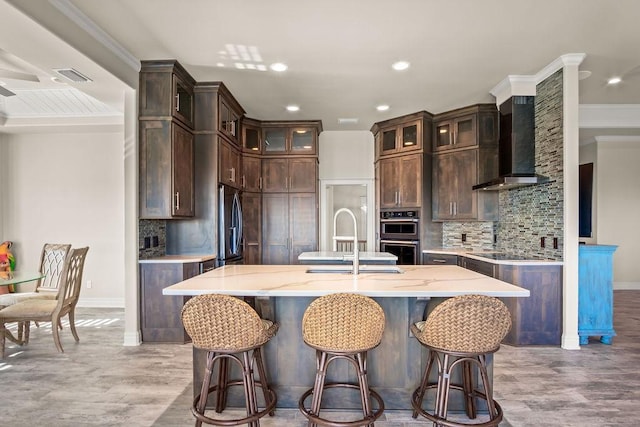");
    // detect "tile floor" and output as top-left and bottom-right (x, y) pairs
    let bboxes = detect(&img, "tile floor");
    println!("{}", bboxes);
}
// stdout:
(0, 291), (638, 426)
